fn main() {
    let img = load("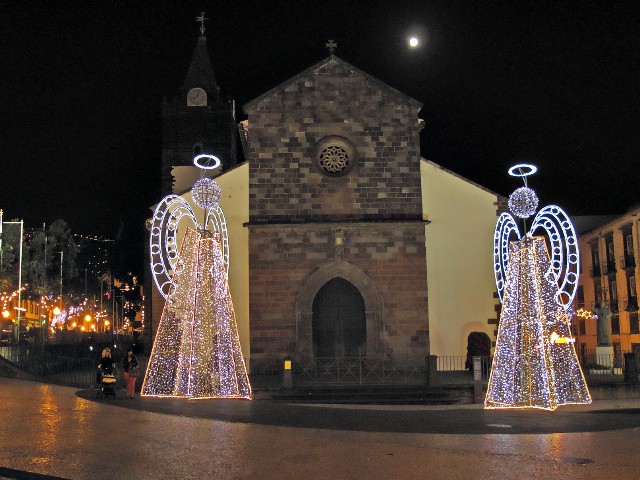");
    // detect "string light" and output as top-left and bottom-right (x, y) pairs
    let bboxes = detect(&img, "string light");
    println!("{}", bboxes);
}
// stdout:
(576, 308), (594, 319)
(485, 237), (591, 410)
(488, 166), (590, 411)
(143, 157), (250, 400)
(149, 197), (230, 299)
(142, 228), (251, 399)
(193, 153), (221, 170)
(191, 178), (222, 210)
(508, 186), (539, 218)
(530, 205), (580, 309)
